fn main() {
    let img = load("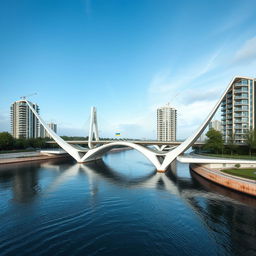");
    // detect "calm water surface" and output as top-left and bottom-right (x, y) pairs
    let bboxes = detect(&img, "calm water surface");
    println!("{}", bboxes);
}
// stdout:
(0, 149), (256, 256)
